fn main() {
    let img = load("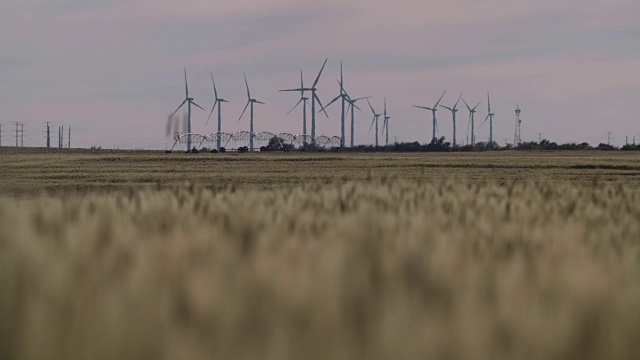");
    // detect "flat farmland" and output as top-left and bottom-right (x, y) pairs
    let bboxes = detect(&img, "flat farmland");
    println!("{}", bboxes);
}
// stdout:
(1, 149), (640, 360)
(1, 149), (640, 194)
